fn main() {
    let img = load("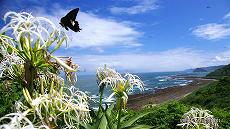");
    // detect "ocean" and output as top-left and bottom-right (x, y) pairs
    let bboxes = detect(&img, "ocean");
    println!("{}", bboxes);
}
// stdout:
(76, 71), (208, 108)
